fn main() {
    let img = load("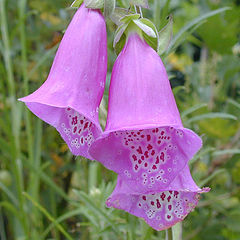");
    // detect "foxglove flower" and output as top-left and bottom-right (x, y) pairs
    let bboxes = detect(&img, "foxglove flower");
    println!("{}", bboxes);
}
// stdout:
(19, 4), (107, 159)
(89, 33), (202, 192)
(107, 166), (209, 231)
